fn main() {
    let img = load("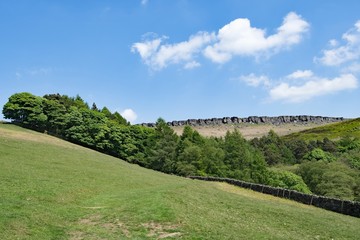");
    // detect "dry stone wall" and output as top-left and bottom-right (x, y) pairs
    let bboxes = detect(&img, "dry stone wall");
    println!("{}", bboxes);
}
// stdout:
(189, 176), (360, 218)
(140, 115), (344, 128)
